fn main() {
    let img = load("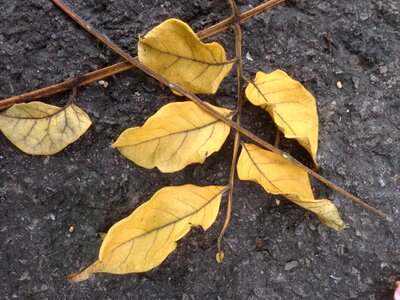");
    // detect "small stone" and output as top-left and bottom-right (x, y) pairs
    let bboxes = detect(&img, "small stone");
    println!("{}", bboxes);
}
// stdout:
(378, 178), (386, 187)
(275, 199), (280, 206)
(99, 80), (109, 88)
(309, 223), (316, 231)
(284, 261), (299, 271)
(18, 272), (31, 281)
(294, 224), (304, 236)
(336, 81), (343, 89)
(359, 12), (369, 20)
(68, 226), (75, 233)
(246, 52), (253, 61)
(379, 65), (388, 74)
